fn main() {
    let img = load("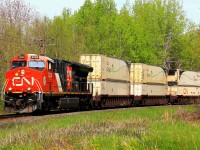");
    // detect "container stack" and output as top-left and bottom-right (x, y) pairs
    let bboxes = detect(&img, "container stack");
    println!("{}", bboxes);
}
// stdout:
(168, 70), (200, 96)
(80, 54), (130, 96)
(130, 63), (168, 97)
